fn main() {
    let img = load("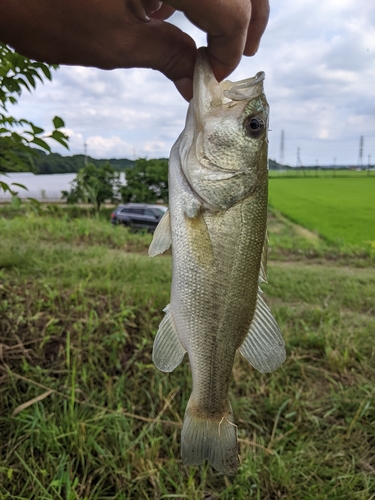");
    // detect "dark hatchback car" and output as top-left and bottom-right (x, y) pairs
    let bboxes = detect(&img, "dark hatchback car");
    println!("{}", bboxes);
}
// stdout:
(111, 203), (168, 231)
